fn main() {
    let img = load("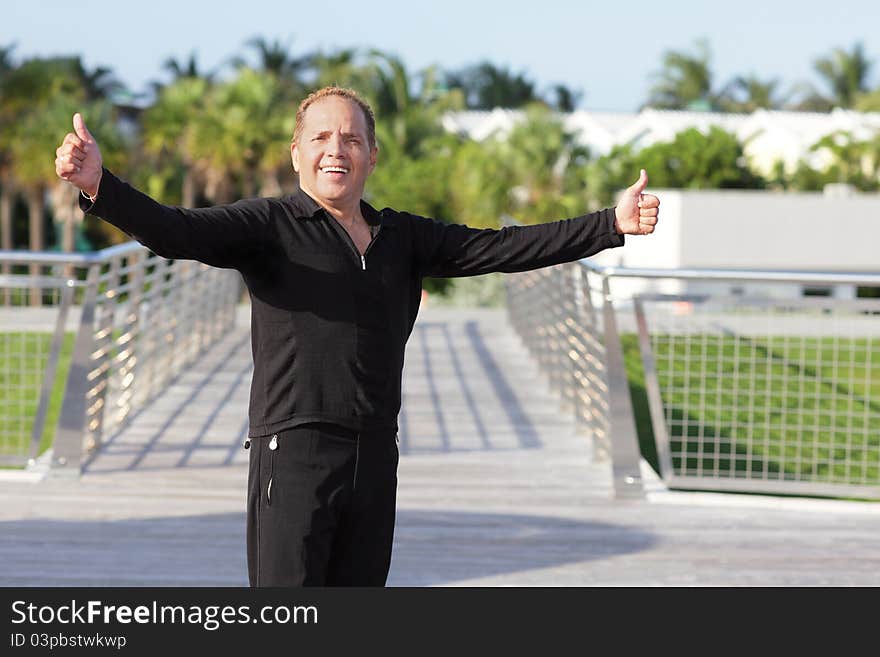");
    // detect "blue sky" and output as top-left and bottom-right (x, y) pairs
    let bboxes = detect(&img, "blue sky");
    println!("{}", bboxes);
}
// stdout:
(4, 0), (878, 111)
